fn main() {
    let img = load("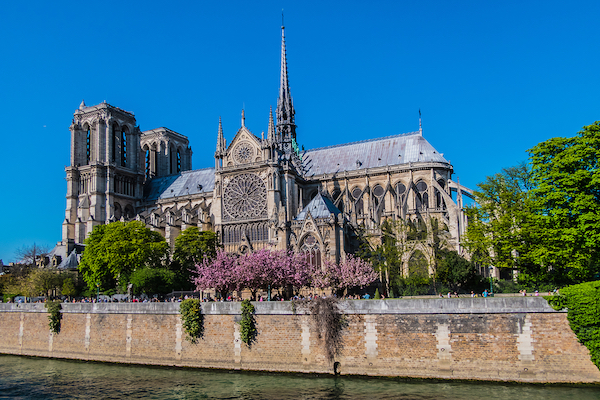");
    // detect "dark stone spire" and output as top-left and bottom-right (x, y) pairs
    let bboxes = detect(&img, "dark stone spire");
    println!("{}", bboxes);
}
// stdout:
(276, 24), (296, 152)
